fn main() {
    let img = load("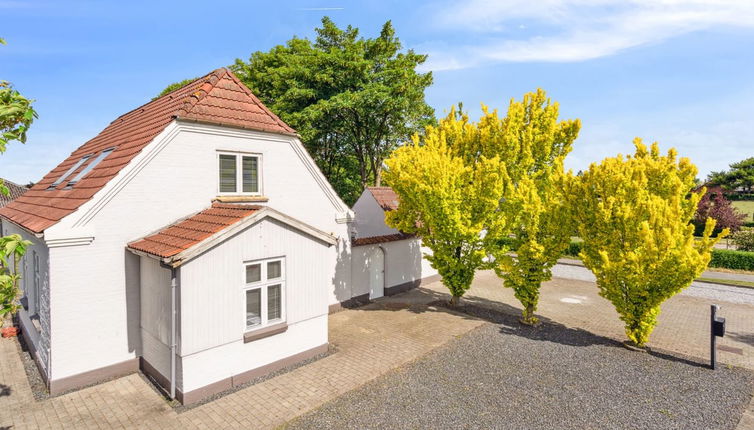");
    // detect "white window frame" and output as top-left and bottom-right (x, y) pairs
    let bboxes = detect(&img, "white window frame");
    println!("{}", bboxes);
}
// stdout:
(242, 257), (285, 333)
(217, 151), (263, 196)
